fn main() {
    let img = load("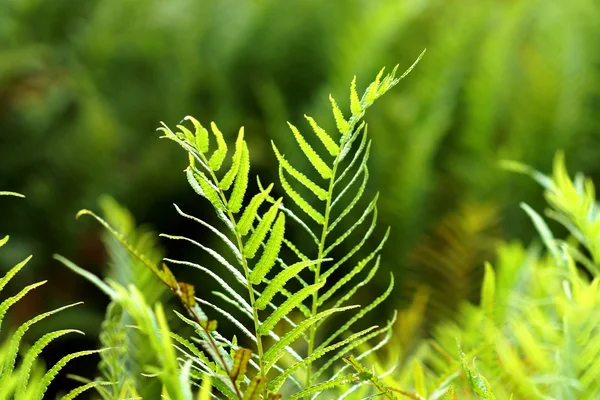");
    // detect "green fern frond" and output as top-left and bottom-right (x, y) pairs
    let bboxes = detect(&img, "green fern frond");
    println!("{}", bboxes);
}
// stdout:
(0, 193), (102, 400)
